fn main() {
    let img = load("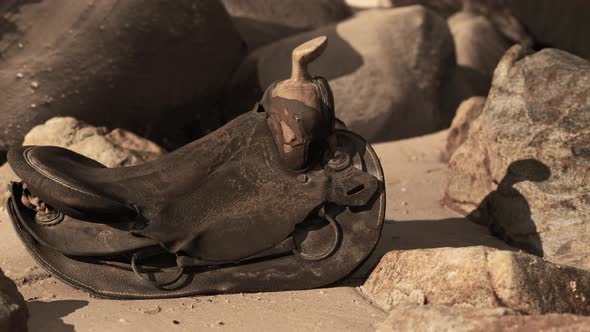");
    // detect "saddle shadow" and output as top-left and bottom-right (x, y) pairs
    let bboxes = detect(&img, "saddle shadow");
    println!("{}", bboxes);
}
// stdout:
(349, 158), (551, 283)
(27, 300), (88, 332)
